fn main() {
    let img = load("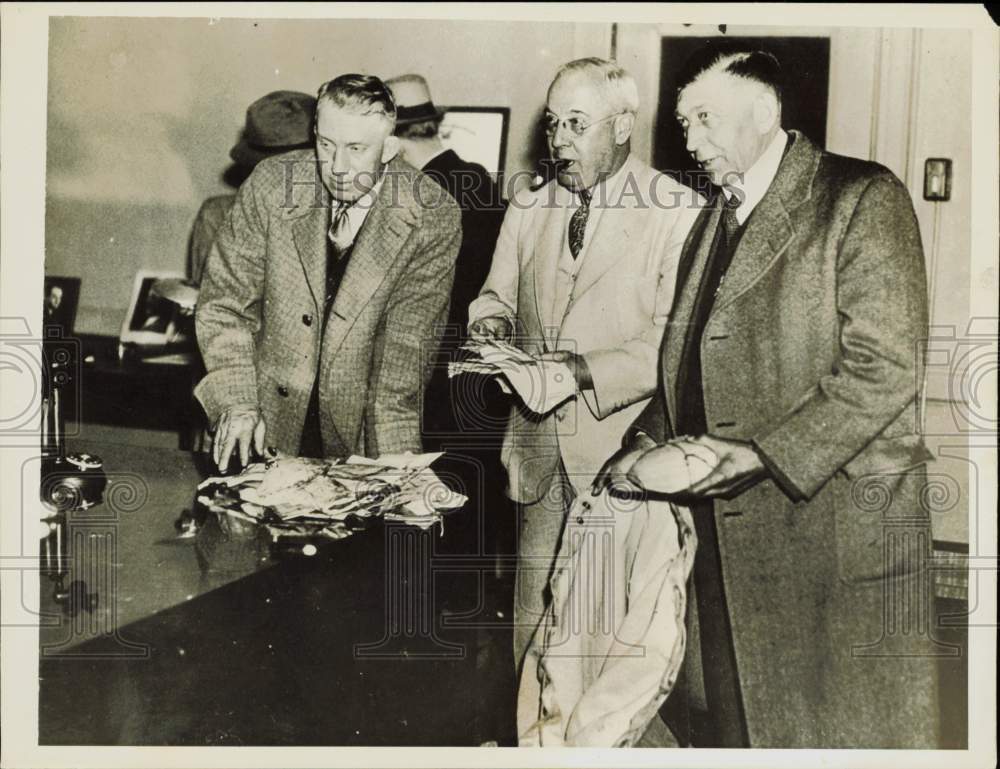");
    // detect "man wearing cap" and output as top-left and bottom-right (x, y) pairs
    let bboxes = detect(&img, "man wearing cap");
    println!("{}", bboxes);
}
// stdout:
(188, 90), (317, 285)
(467, 58), (704, 677)
(195, 74), (461, 470)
